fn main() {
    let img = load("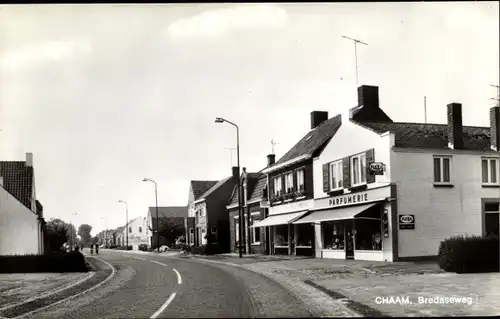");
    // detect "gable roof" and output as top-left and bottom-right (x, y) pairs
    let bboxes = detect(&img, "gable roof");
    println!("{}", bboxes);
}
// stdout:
(271, 114), (342, 168)
(356, 121), (492, 151)
(229, 172), (265, 206)
(190, 180), (218, 200)
(149, 206), (188, 219)
(0, 161), (33, 210)
(249, 174), (267, 202)
(196, 176), (232, 203)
